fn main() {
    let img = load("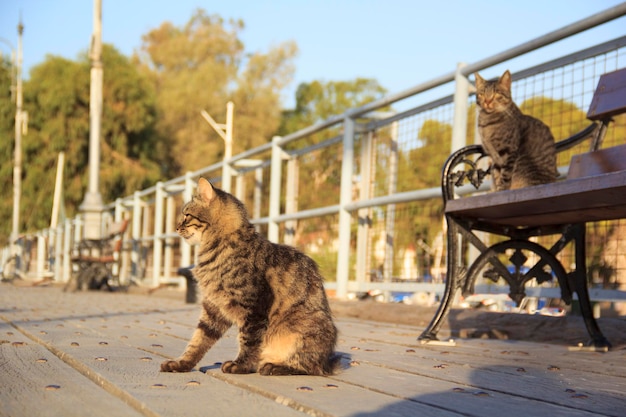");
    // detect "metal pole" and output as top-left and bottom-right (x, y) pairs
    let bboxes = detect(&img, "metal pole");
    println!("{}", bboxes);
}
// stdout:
(268, 136), (283, 243)
(355, 131), (373, 289)
(224, 101), (234, 193)
(11, 20), (23, 256)
(451, 62), (470, 152)
(180, 172), (194, 267)
(131, 191), (142, 280)
(383, 120), (399, 300)
(284, 158), (298, 246)
(200, 101), (234, 193)
(80, 0), (104, 238)
(50, 152), (65, 229)
(152, 182), (164, 287)
(336, 117), (355, 299)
